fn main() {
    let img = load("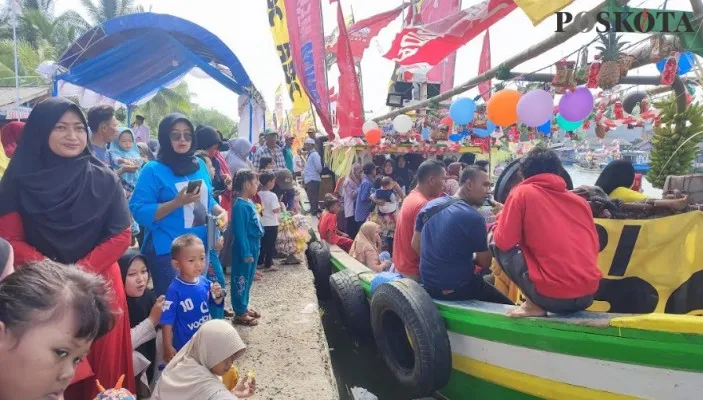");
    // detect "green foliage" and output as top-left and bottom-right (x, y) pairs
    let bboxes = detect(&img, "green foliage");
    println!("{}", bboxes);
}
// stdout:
(646, 97), (703, 188)
(79, 0), (136, 25)
(191, 106), (238, 139)
(595, 31), (628, 61)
